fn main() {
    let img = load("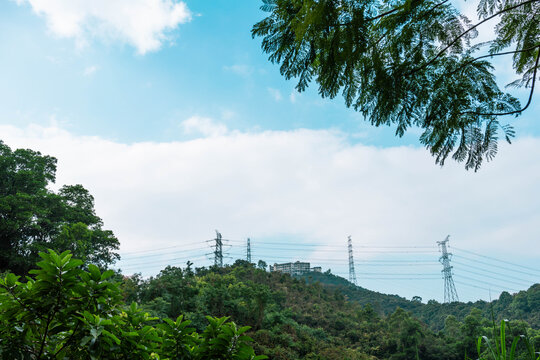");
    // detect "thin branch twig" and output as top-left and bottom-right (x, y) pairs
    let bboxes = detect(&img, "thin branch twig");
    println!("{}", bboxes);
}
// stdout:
(447, 44), (540, 77)
(409, 0), (539, 75)
(461, 48), (540, 116)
